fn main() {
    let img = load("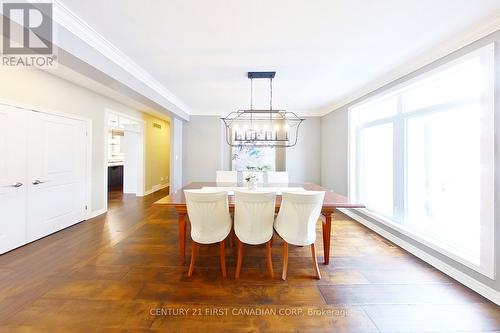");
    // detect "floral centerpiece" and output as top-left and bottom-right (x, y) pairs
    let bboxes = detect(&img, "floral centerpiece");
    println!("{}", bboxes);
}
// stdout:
(244, 172), (259, 190)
